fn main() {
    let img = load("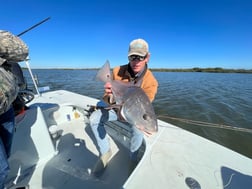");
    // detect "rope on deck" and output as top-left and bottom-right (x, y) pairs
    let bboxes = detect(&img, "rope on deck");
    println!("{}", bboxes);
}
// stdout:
(158, 115), (252, 134)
